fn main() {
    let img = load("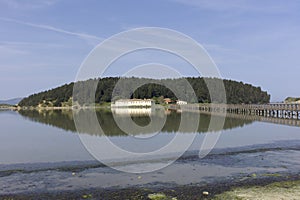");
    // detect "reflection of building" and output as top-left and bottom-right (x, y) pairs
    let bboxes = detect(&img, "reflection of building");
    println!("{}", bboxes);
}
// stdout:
(111, 107), (152, 116)
(112, 99), (154, 107)
(176, 100), (187, 105)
